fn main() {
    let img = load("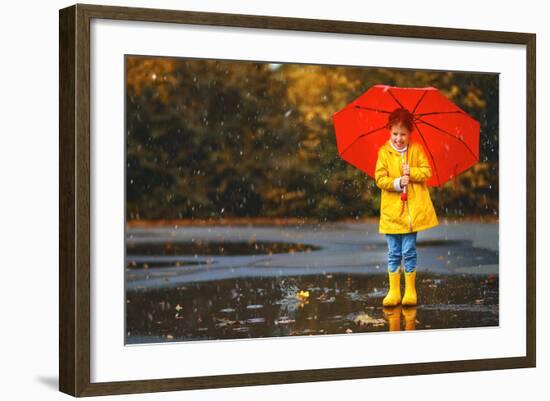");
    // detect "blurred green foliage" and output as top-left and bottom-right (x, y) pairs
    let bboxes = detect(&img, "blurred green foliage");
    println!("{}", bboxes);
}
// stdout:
(126, 56), (498, 221)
